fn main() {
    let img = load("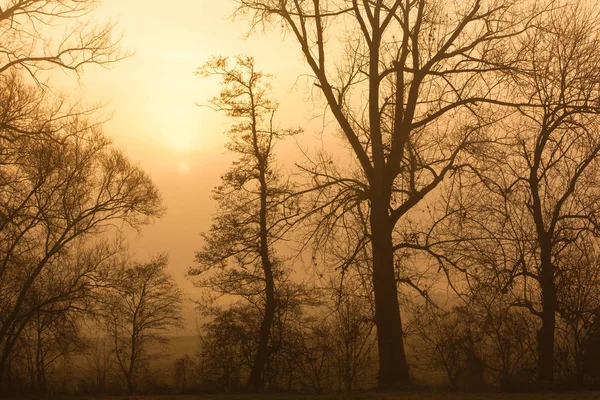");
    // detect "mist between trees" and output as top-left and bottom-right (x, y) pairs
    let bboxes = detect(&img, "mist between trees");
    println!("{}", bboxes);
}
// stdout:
(4, 0), (600, 397)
